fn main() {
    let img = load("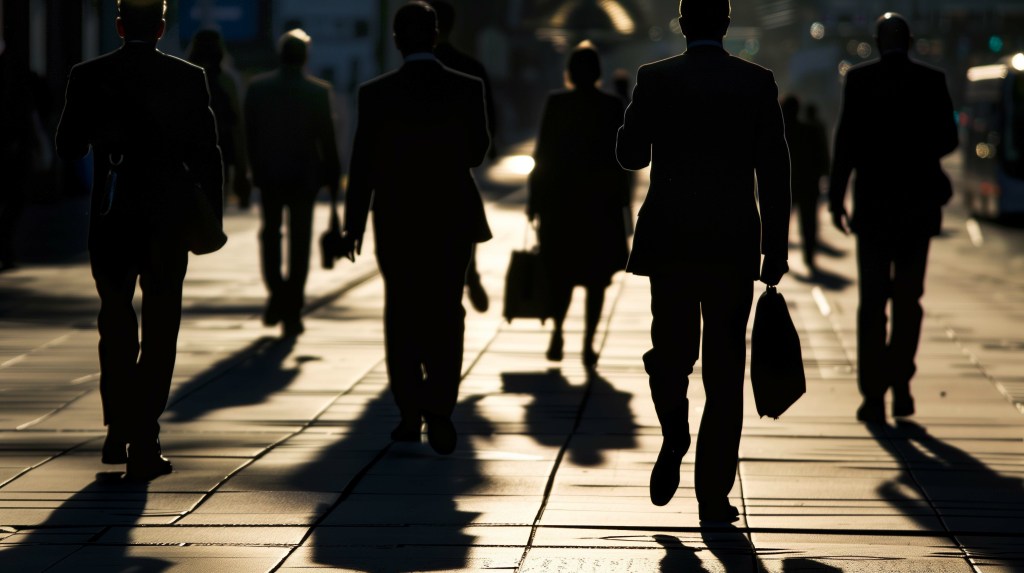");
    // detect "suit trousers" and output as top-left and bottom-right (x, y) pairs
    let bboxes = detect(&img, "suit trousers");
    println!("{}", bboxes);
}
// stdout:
(90, 220), (188, 442)
(646, 269), (753, 505)
(377, 240), (473, 421)
(856, 232), (930, 402)
(793, 184), (819, 268)
(259, 186), (315, 315)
